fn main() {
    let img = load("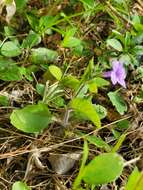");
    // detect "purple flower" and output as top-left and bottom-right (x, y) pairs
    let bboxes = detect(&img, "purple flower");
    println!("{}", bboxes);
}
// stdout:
(104, 60), (126, 88)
